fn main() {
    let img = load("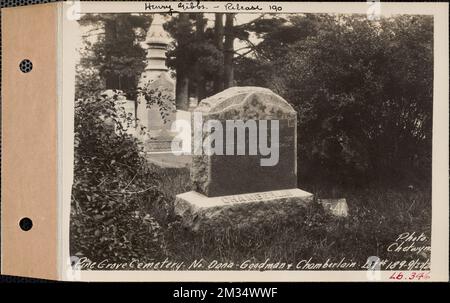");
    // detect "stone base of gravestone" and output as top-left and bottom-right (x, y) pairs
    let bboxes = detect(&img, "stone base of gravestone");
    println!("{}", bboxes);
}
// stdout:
(144, 110), (191, 154)
(143, 129), (183, 153)
(144, 139), (174, 152)
(144, 137), (181, 153)
(174, 188), (313, 231)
